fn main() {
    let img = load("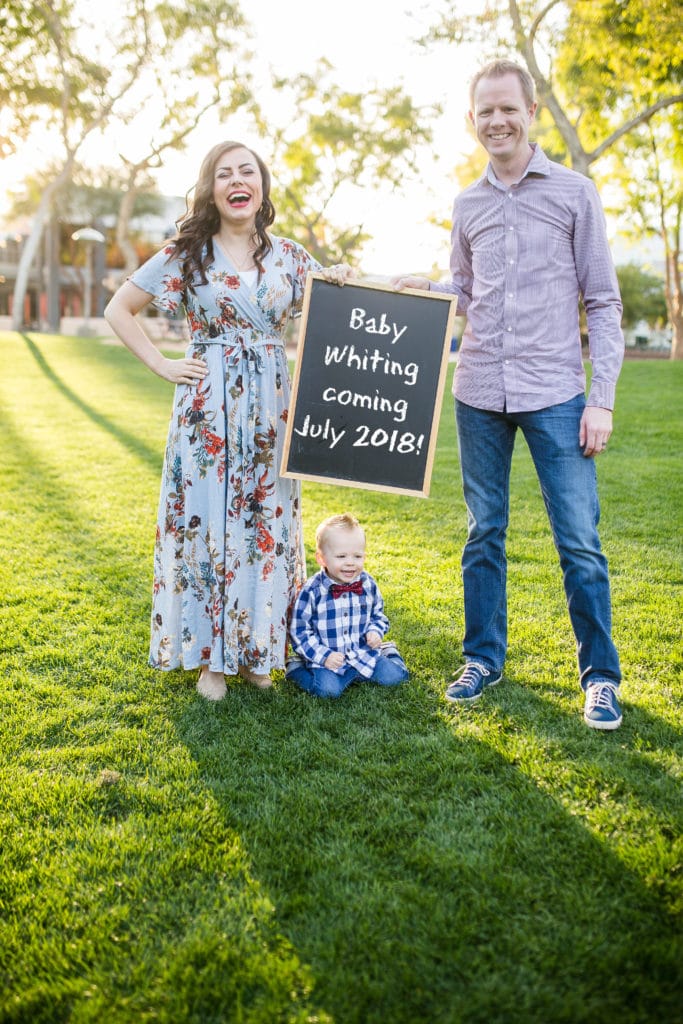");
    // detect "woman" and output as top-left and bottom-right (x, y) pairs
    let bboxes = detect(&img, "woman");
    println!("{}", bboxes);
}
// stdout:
(105, 140), (351, 700)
